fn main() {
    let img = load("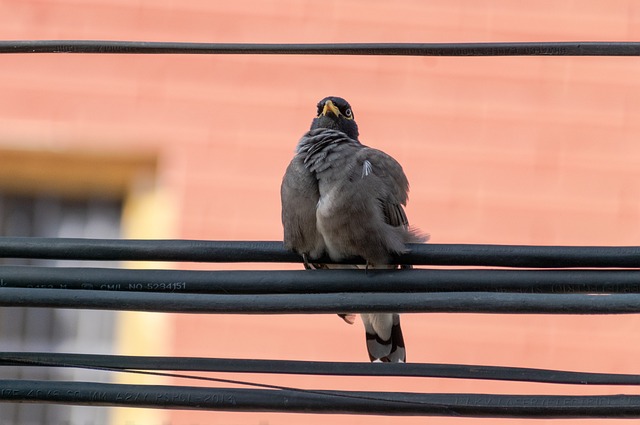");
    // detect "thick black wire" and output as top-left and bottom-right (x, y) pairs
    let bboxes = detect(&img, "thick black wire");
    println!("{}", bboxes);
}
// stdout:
(0, 238), (294, 263)
(1, 238), (640, 267)
(1, 379), (639, 417)
(3, 266), (640, 294)
(1, 287), (640, 314)
(2, 352), (640, 386)
(0, 354), (401, 406)
(1, 41), (640, 56)
(6, 353), (640, 417)
(12, 353), (640, 415)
